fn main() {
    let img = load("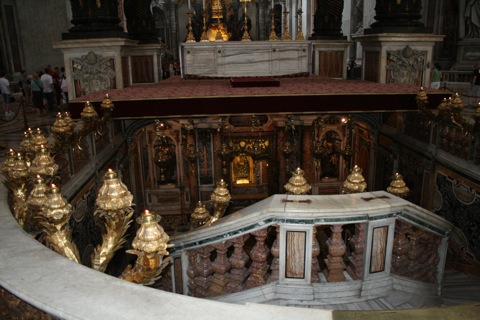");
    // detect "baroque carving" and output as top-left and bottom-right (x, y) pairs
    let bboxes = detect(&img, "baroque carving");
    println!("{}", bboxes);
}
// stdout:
(386, 46), (426, 86)
(71, 51), (116, 97)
